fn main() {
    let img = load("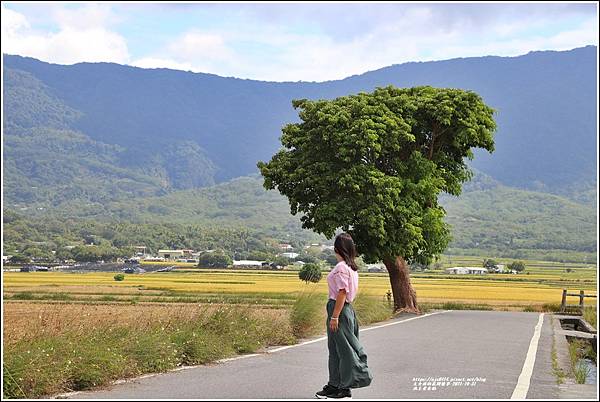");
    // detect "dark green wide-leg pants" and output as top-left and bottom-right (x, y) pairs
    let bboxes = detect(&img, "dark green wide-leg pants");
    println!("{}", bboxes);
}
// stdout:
(326, 299), (373, 389)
